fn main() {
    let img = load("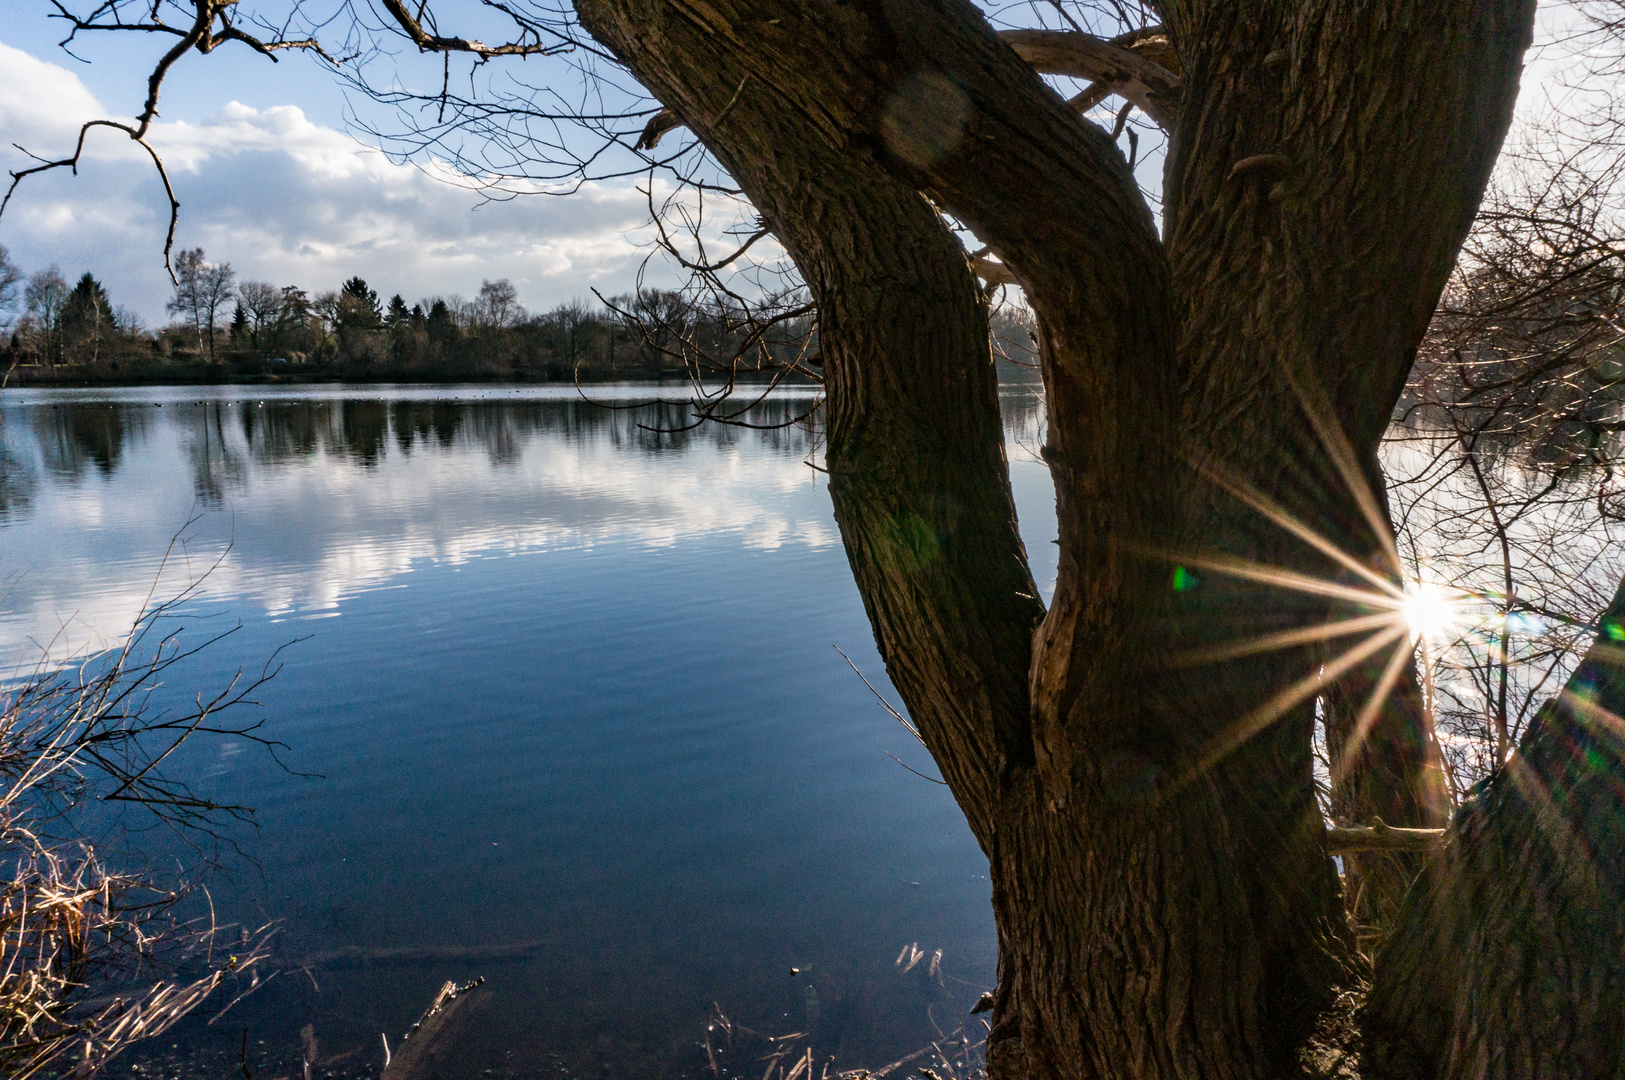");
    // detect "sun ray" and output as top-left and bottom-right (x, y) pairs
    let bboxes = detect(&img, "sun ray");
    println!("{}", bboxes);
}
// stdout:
(1336, 631), (1415, 775)
(1281, 367), (1404, 575)
(1174, 610), (1401, 667)
(1171, 552), (1408, 611)
(1198, 464), (1407, 602)
(1177, 624), (1411, 790)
